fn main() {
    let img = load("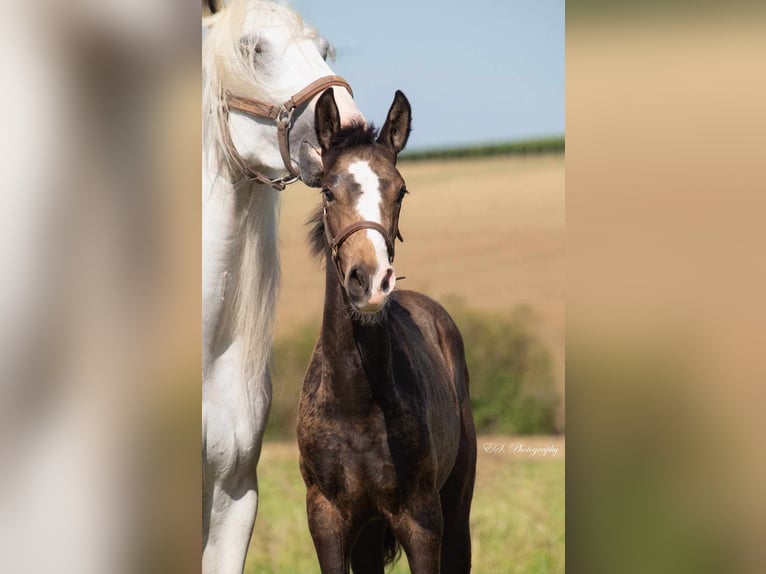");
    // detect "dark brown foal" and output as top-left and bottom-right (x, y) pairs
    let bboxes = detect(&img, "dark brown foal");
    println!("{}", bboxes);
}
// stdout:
(297, 89), (476, 574)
